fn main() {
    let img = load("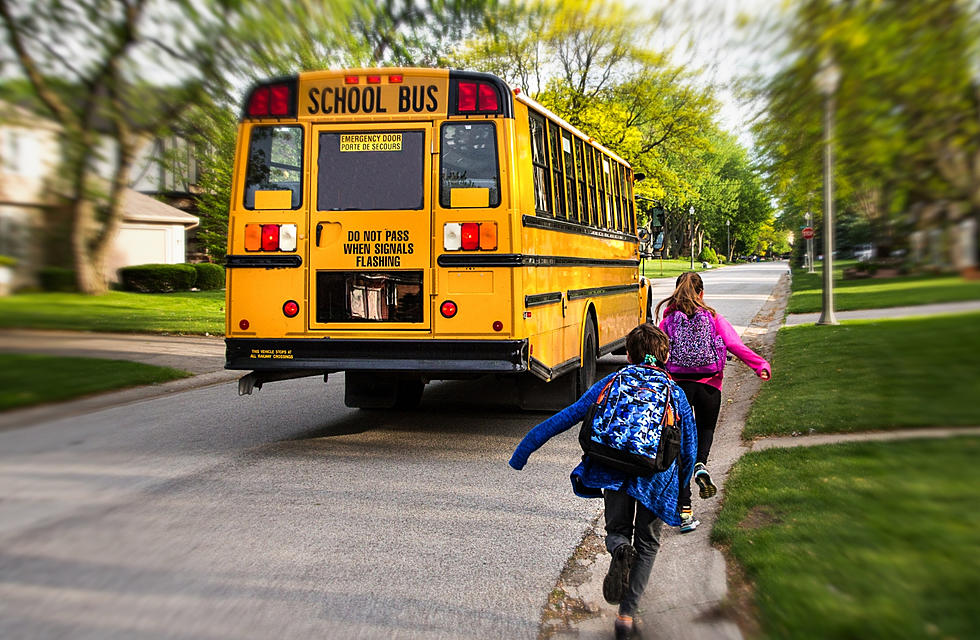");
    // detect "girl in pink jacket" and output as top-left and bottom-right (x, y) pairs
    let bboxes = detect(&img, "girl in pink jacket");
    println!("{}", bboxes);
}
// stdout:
(656, 272), (771, 532)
